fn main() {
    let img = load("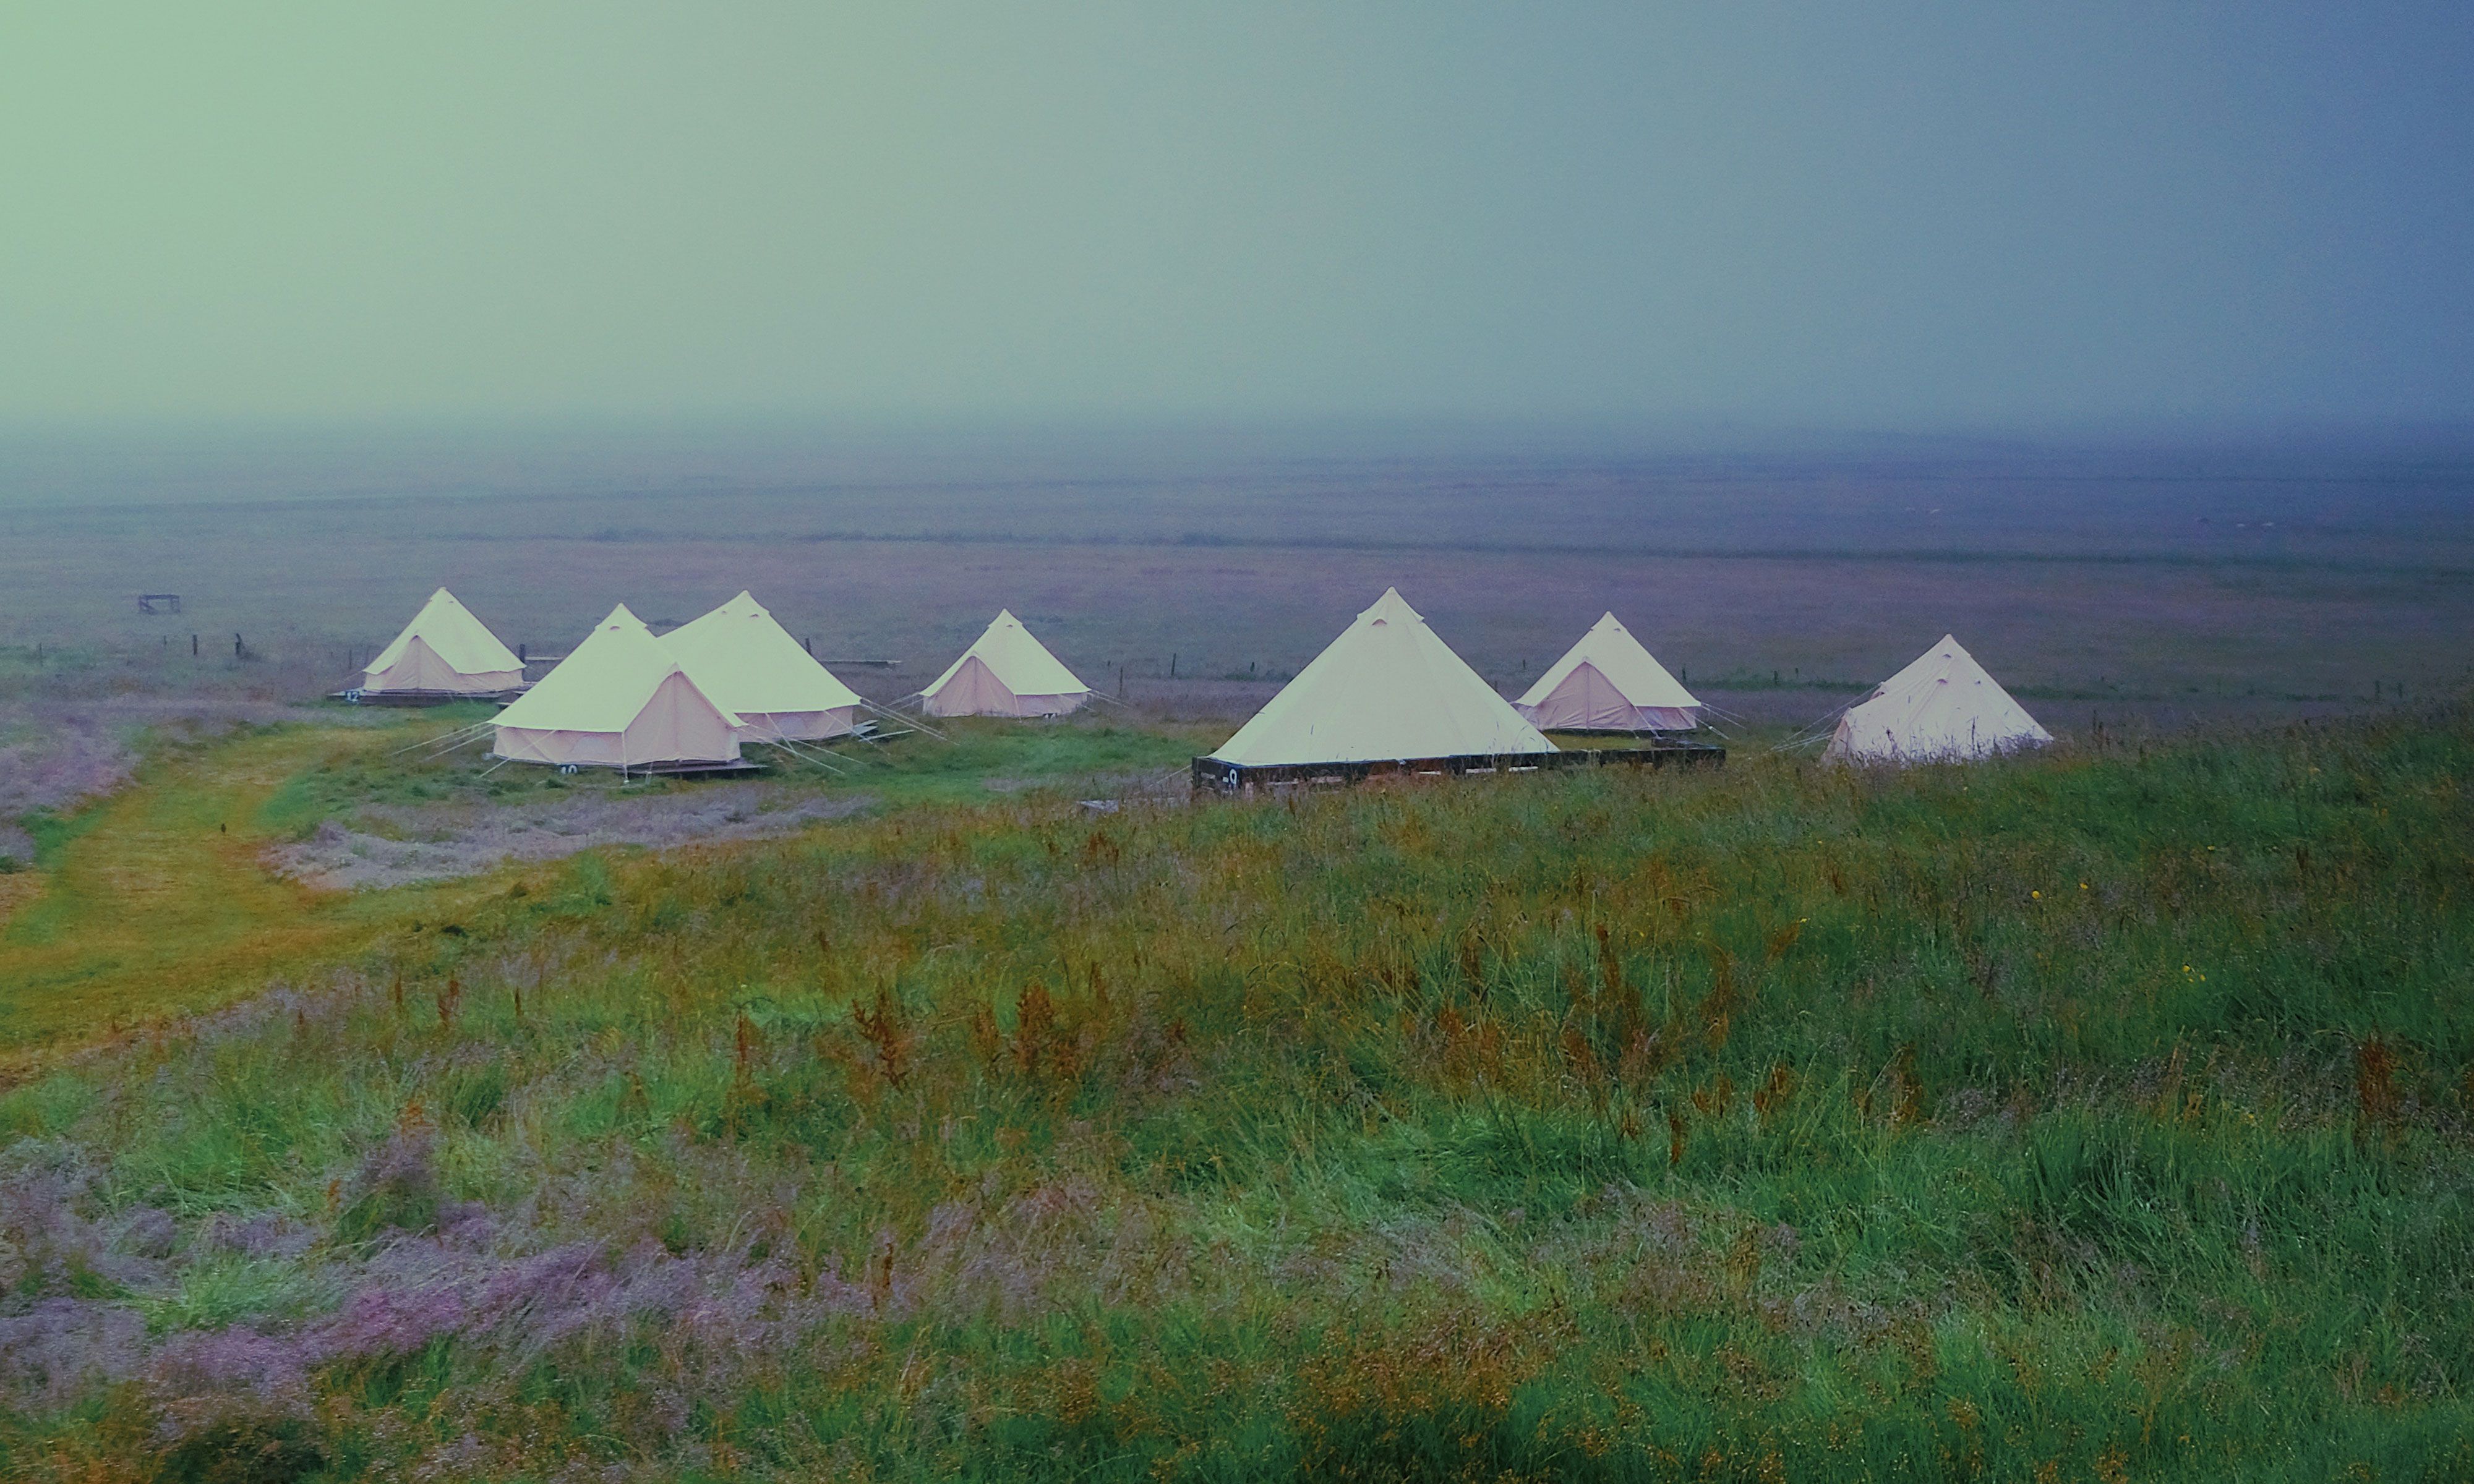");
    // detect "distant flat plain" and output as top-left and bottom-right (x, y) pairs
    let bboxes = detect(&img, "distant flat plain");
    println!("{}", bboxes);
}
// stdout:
(3, 425), (2468, 733)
